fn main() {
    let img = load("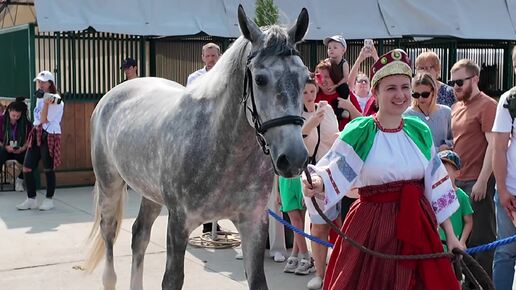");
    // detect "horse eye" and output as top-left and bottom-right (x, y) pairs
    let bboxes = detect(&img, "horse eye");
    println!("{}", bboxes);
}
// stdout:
(255, 75), (268, 86)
